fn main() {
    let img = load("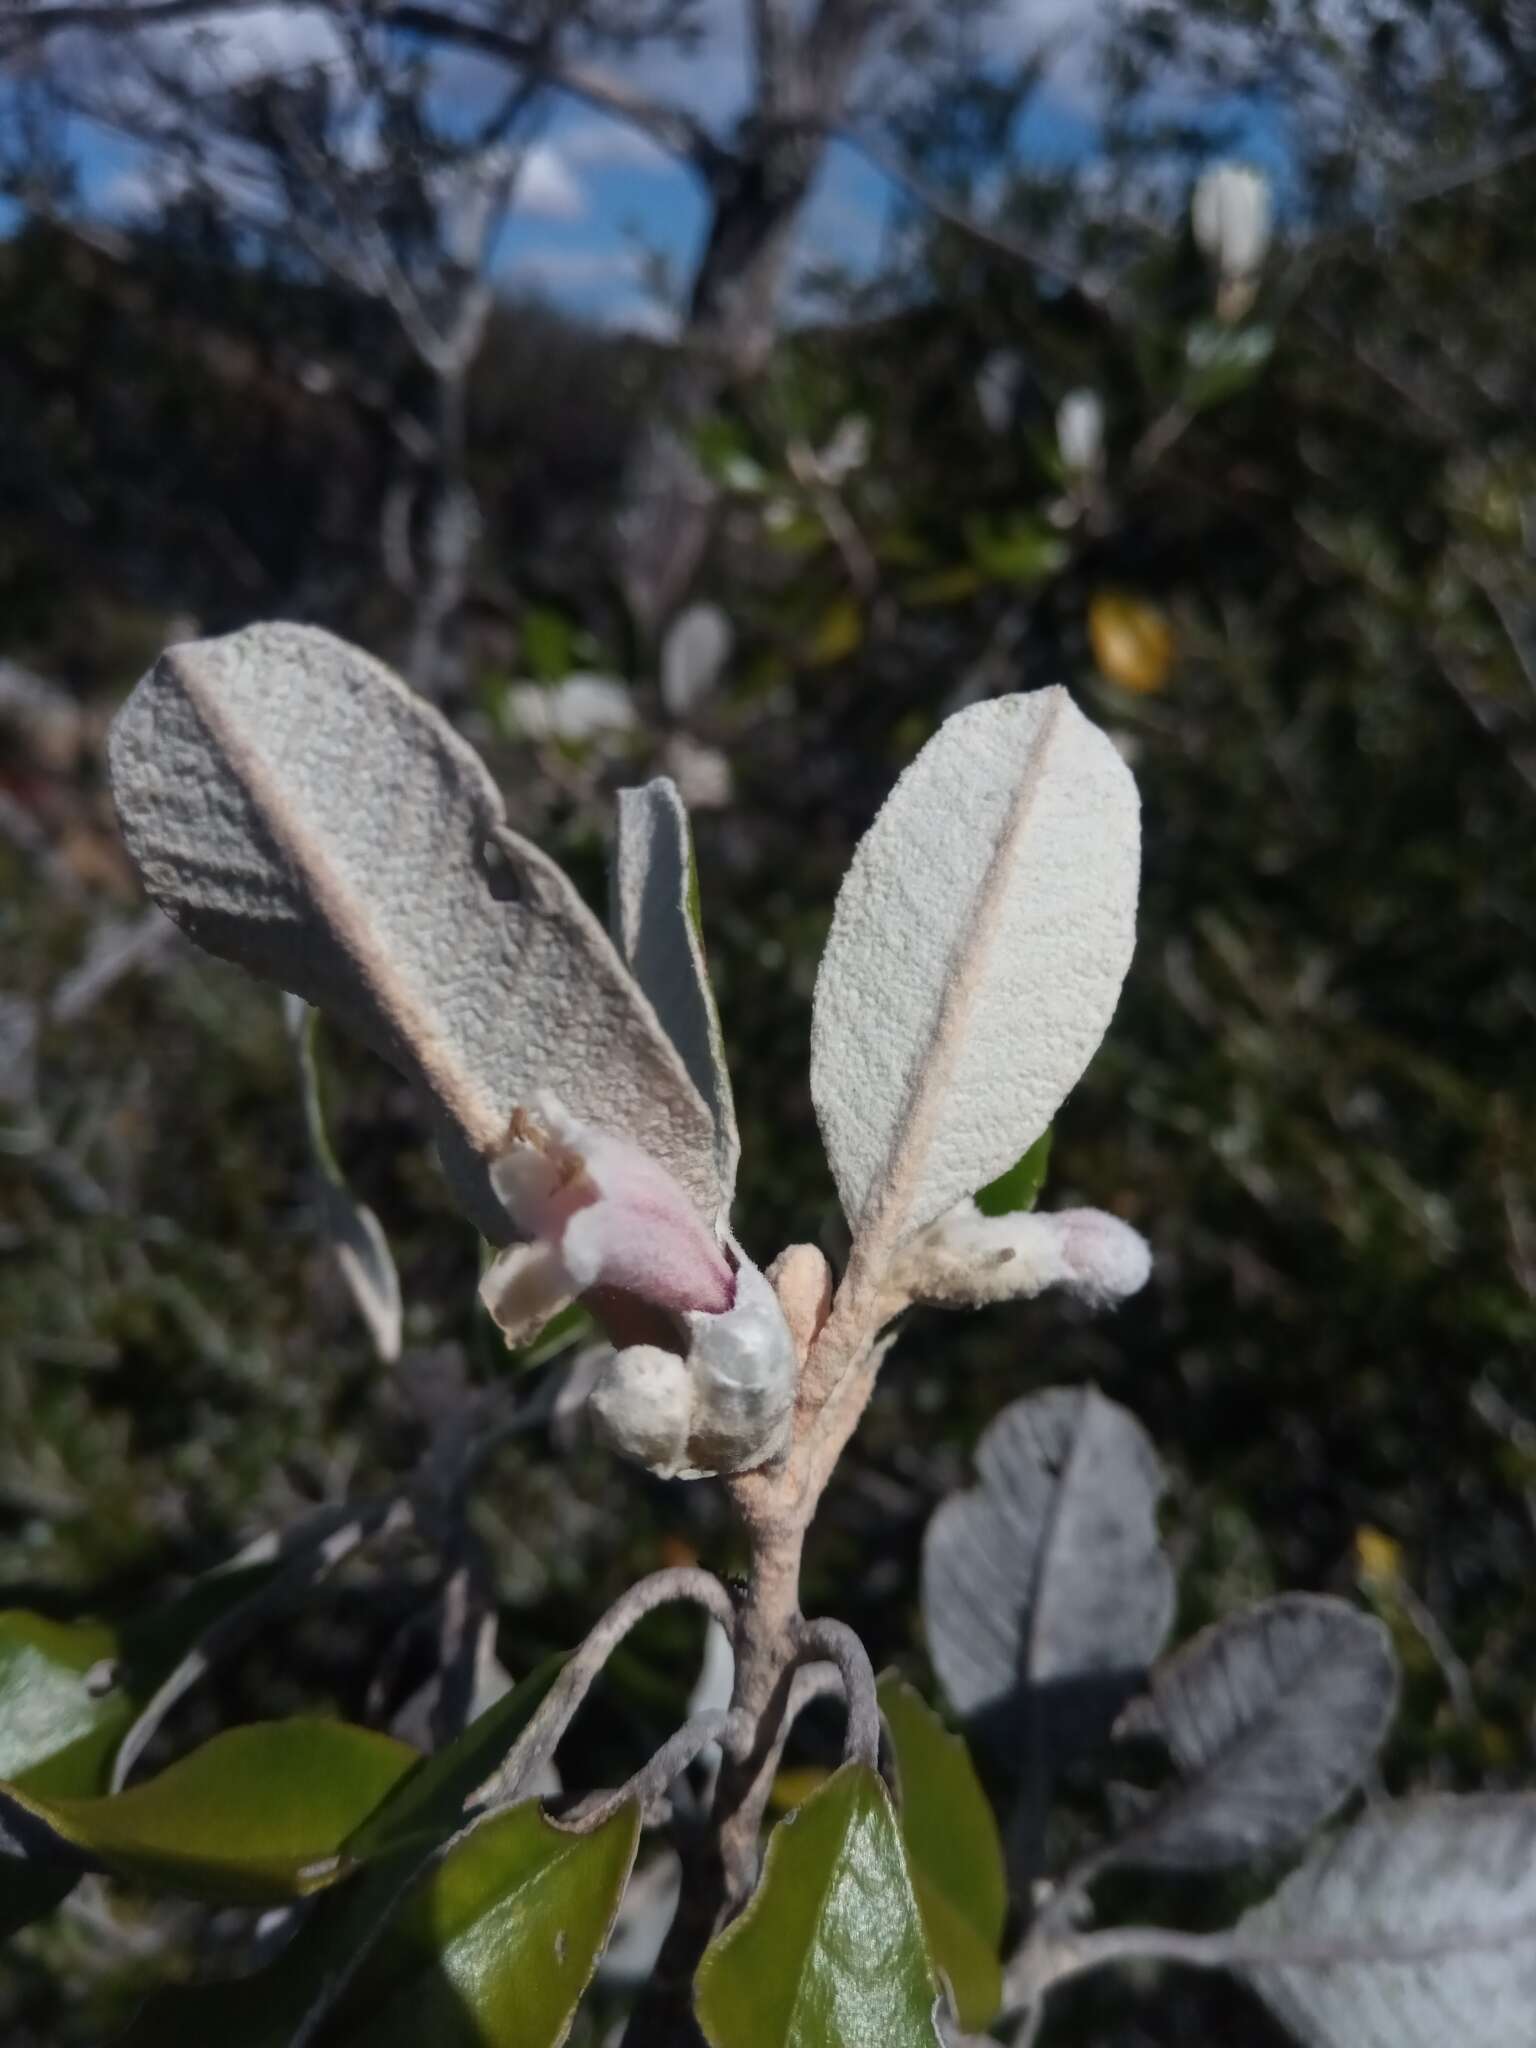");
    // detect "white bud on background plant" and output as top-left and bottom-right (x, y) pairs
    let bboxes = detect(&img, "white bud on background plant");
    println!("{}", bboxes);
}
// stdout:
(816, 414), (870, 486)
(661, 602), (732, 719)
(504, 673), (638, 744)
(1057, 388), (1105, 481)
(1191, 161), (1273, 320)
